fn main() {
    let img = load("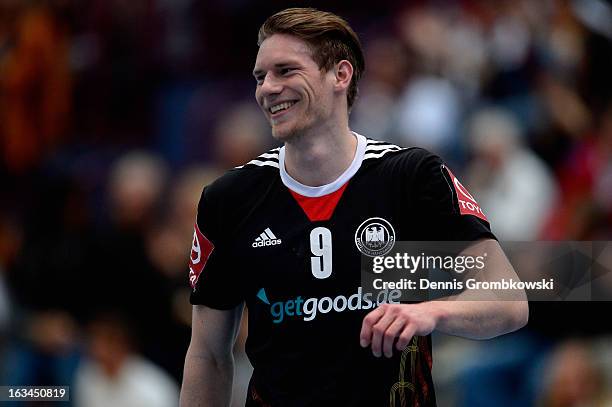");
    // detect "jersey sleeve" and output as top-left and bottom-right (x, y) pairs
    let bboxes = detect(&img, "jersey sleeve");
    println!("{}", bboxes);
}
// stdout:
(411, 150), (496, 241)
(188, 184), (245, 309)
